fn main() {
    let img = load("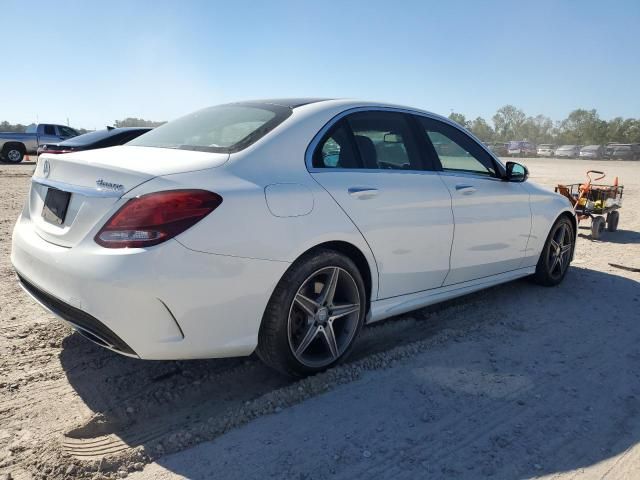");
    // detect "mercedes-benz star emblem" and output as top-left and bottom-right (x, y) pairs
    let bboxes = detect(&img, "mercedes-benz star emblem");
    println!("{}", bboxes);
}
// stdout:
(42, 159), (51, 178)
